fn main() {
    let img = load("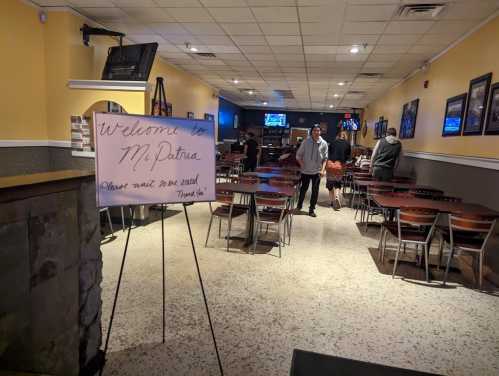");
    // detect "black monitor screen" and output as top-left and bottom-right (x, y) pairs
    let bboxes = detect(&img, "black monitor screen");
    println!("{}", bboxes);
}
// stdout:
(102, 43), (158, 81)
